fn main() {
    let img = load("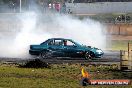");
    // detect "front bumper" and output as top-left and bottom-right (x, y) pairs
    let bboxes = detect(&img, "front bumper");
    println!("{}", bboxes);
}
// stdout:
(95, 52), (104, 58)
